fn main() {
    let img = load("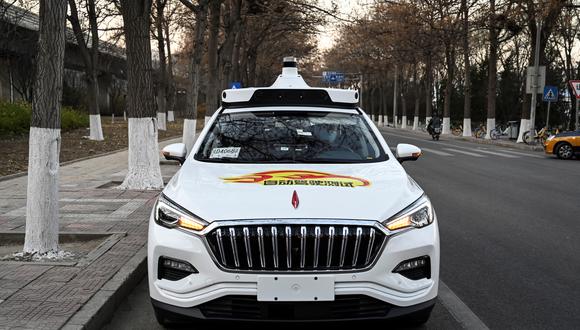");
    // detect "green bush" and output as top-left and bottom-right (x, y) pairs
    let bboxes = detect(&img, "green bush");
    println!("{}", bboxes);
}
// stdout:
(61, 106), (89, 130)
(0, 102), (31, 136)
(0, 102), (89, 136)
